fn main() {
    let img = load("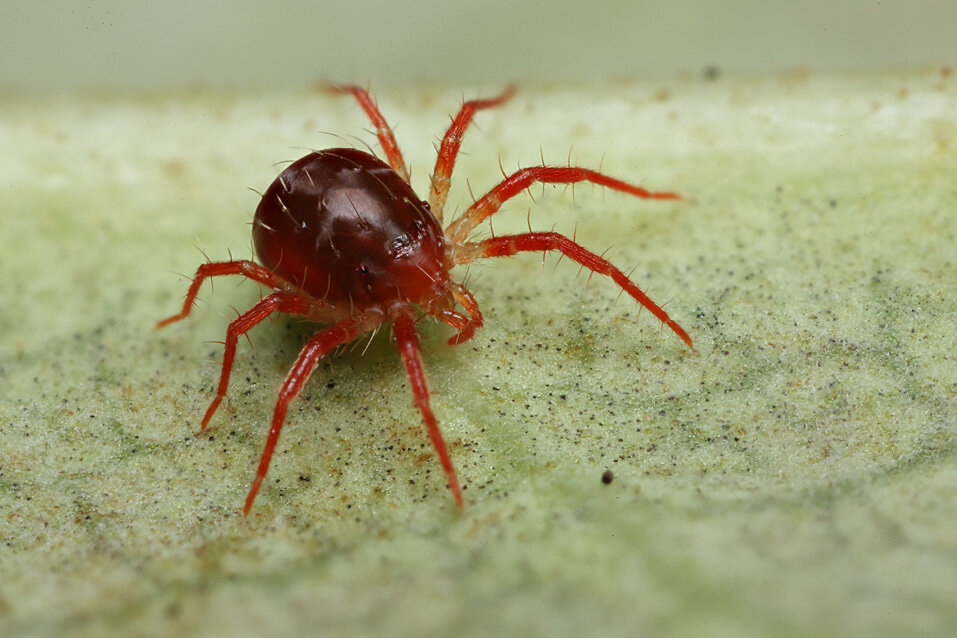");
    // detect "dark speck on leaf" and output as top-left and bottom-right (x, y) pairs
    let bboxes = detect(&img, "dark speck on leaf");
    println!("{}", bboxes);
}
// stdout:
(601, 470), (614, 484)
